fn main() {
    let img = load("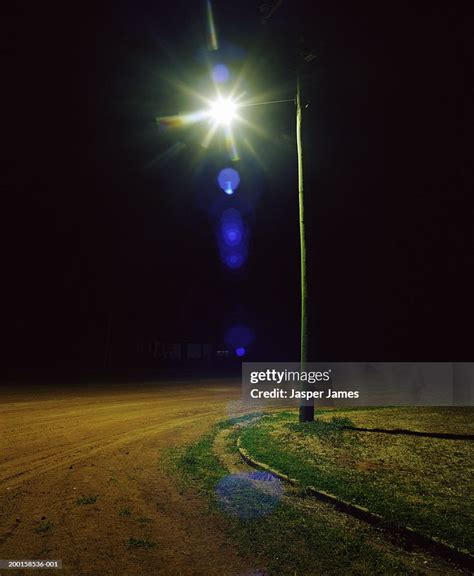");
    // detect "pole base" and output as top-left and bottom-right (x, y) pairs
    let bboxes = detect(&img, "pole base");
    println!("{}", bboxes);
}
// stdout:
(299, 405), (315, 422)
